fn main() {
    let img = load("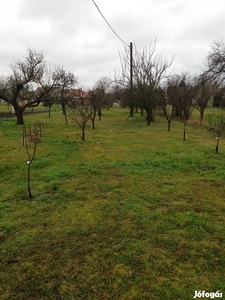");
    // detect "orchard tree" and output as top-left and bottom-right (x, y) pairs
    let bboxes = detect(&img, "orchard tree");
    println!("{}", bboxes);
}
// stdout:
(23, 121), (42, 199)
(208, 113), (225, 153)
(202, 41), (225, 110)
(89, 77), (111, 129)
(118, 41), (173, 125)
(196, 41), (225, 123)
(167, 73), (195, 122)
(205, 41), (225, 84)
(0, 48), (61, 125)
(111, 83), (123, 104)
(68, 91), (93, 141)
(166, 73), (196, 140)
(54, 67), (77, 125)
(42, 88), (58, 118)
(160, 85), (175, 131)
(194, 74), (215, 124)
